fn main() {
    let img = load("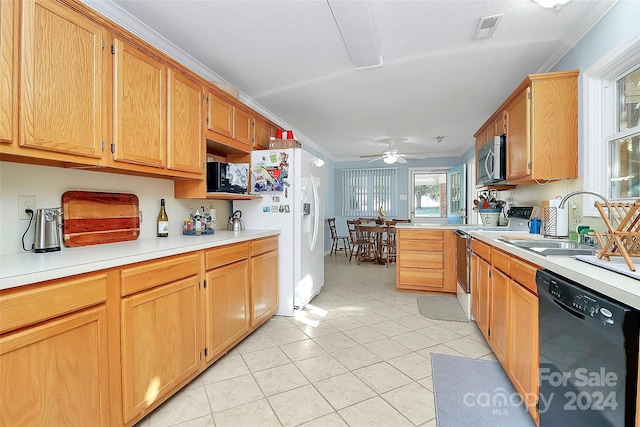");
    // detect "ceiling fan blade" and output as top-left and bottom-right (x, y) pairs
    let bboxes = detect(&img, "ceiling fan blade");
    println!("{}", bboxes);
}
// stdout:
(366, 156), (384, 162)
(400, 154), (426, 159)
(396, 156), (408, 164)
